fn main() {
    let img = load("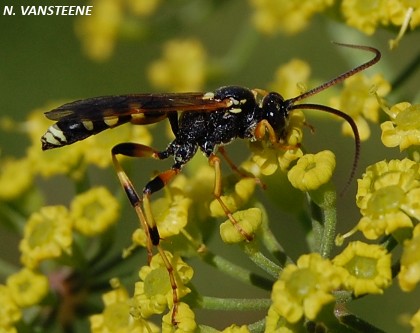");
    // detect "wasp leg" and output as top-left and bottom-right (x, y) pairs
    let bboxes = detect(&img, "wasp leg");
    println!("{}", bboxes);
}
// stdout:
(254, 119), (278, 144)
(111, 143), (161, 261)
(111, 142), (180, 325)
(254, 120), (300, 150)
(208, 154), (254, 242)
(217, 146), (266, 189)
